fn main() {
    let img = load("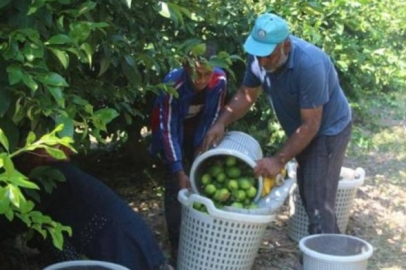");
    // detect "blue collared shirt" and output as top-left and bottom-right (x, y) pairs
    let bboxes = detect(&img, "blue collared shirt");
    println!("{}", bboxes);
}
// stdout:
(243, 35), (351, 137)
